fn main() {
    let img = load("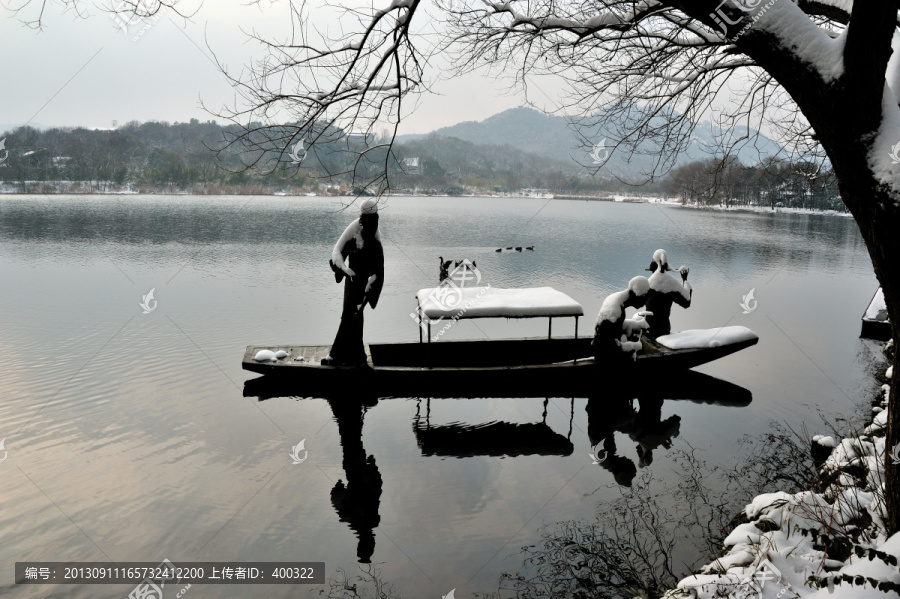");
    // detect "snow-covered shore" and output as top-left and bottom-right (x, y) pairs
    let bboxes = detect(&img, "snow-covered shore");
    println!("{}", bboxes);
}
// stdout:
(617, 196), (852, 217)
(0, 184), (857, 218)
(675, 203), (853, 218)
(666, 341), (899, 599)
